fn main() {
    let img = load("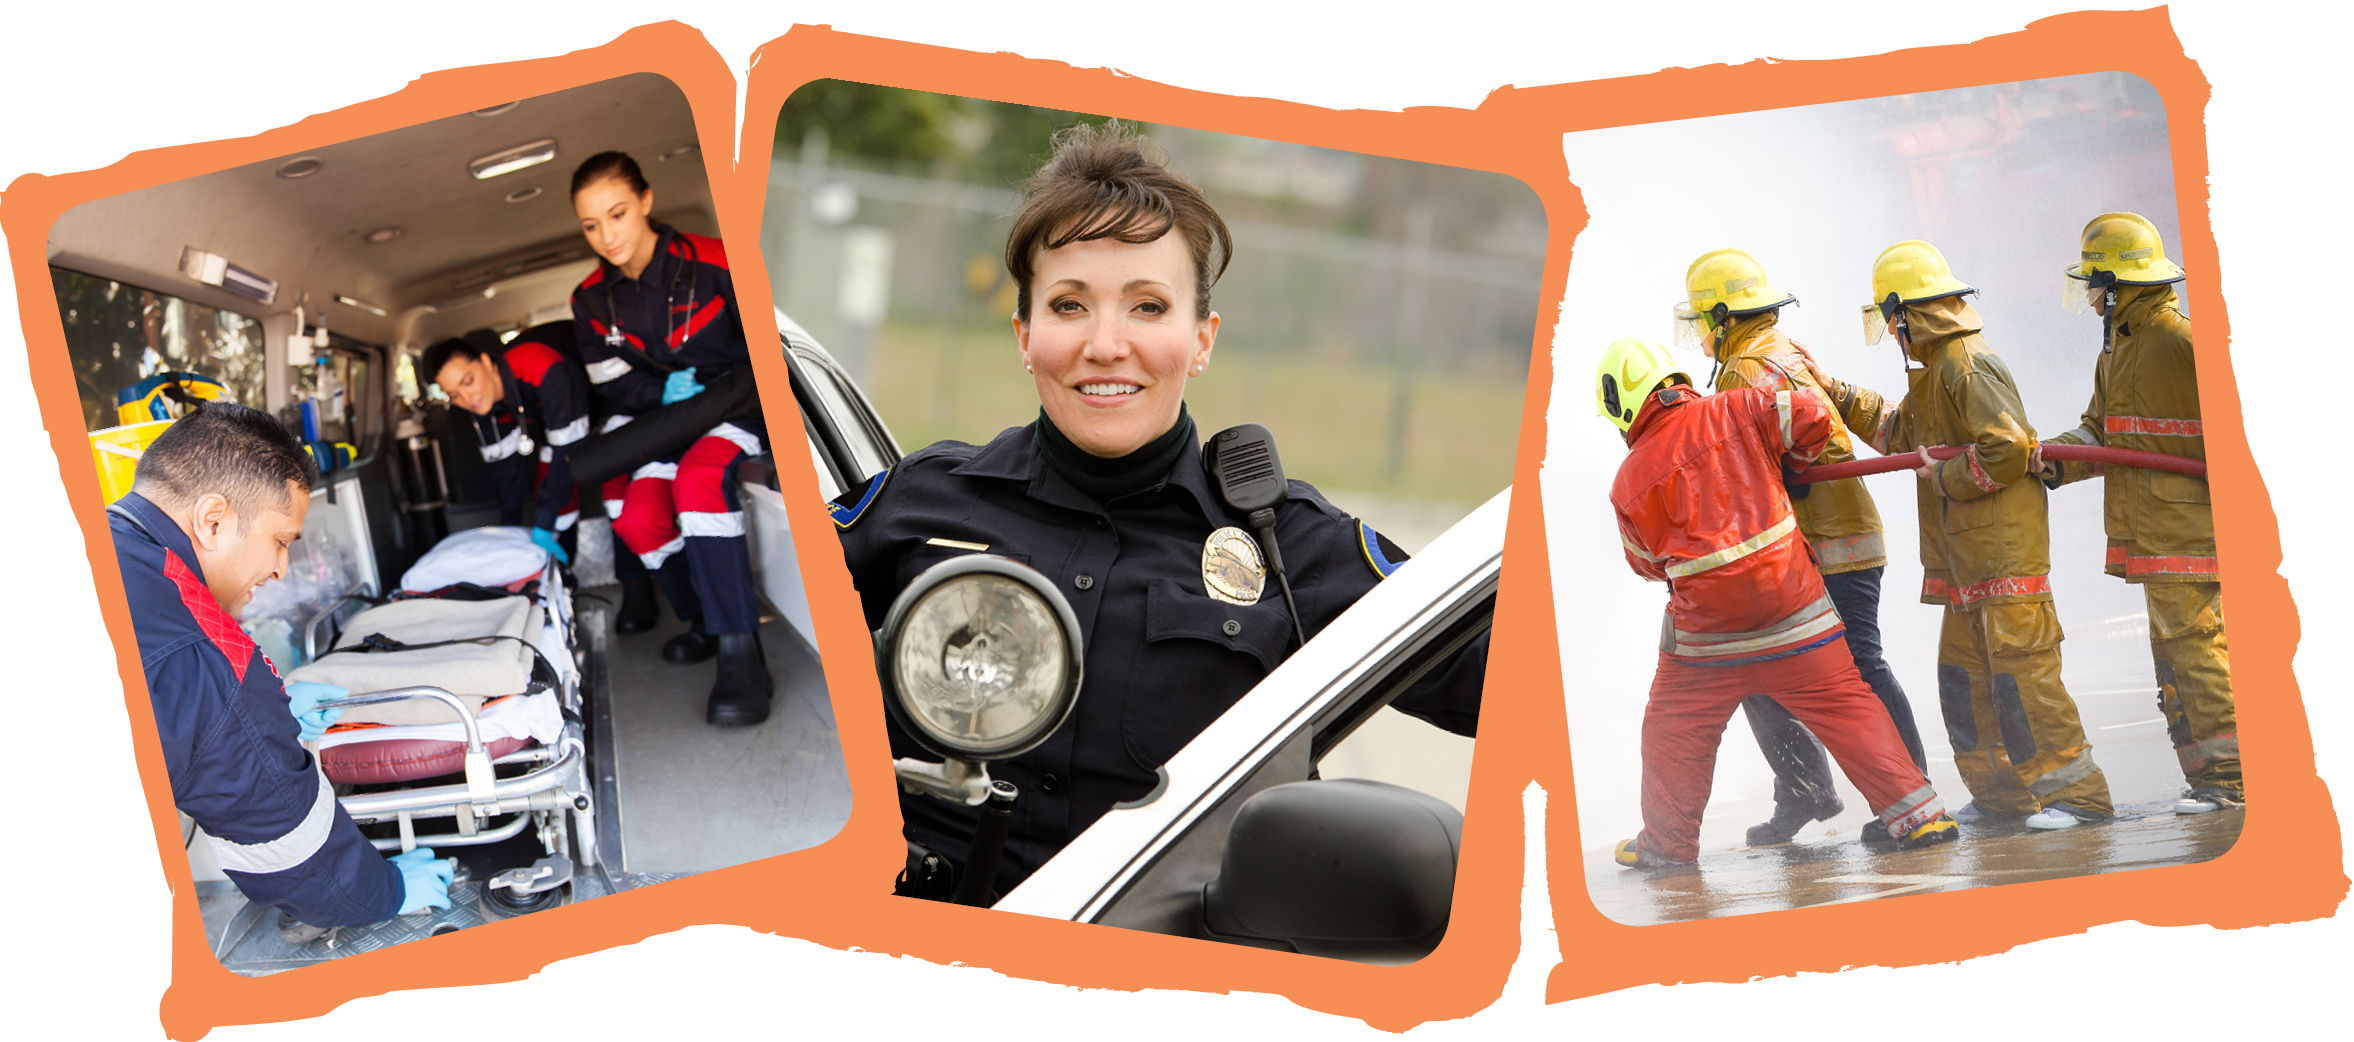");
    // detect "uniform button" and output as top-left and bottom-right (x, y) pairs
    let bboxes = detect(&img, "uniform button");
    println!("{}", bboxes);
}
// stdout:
(1040, 774), (1060, 792)
(1074, 574), (1094, 590)
(1222, 619), (1241, 636)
